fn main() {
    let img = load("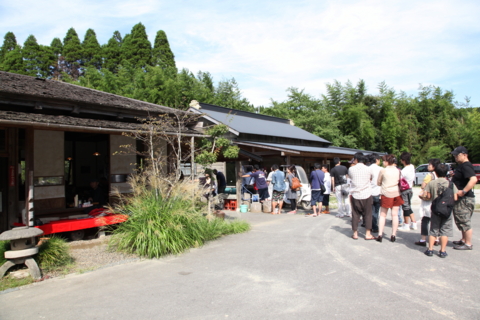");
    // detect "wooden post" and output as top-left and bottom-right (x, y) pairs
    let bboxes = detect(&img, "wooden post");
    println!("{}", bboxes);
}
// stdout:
(24, 128), (34, 227)
(236, 161), (242, 209)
